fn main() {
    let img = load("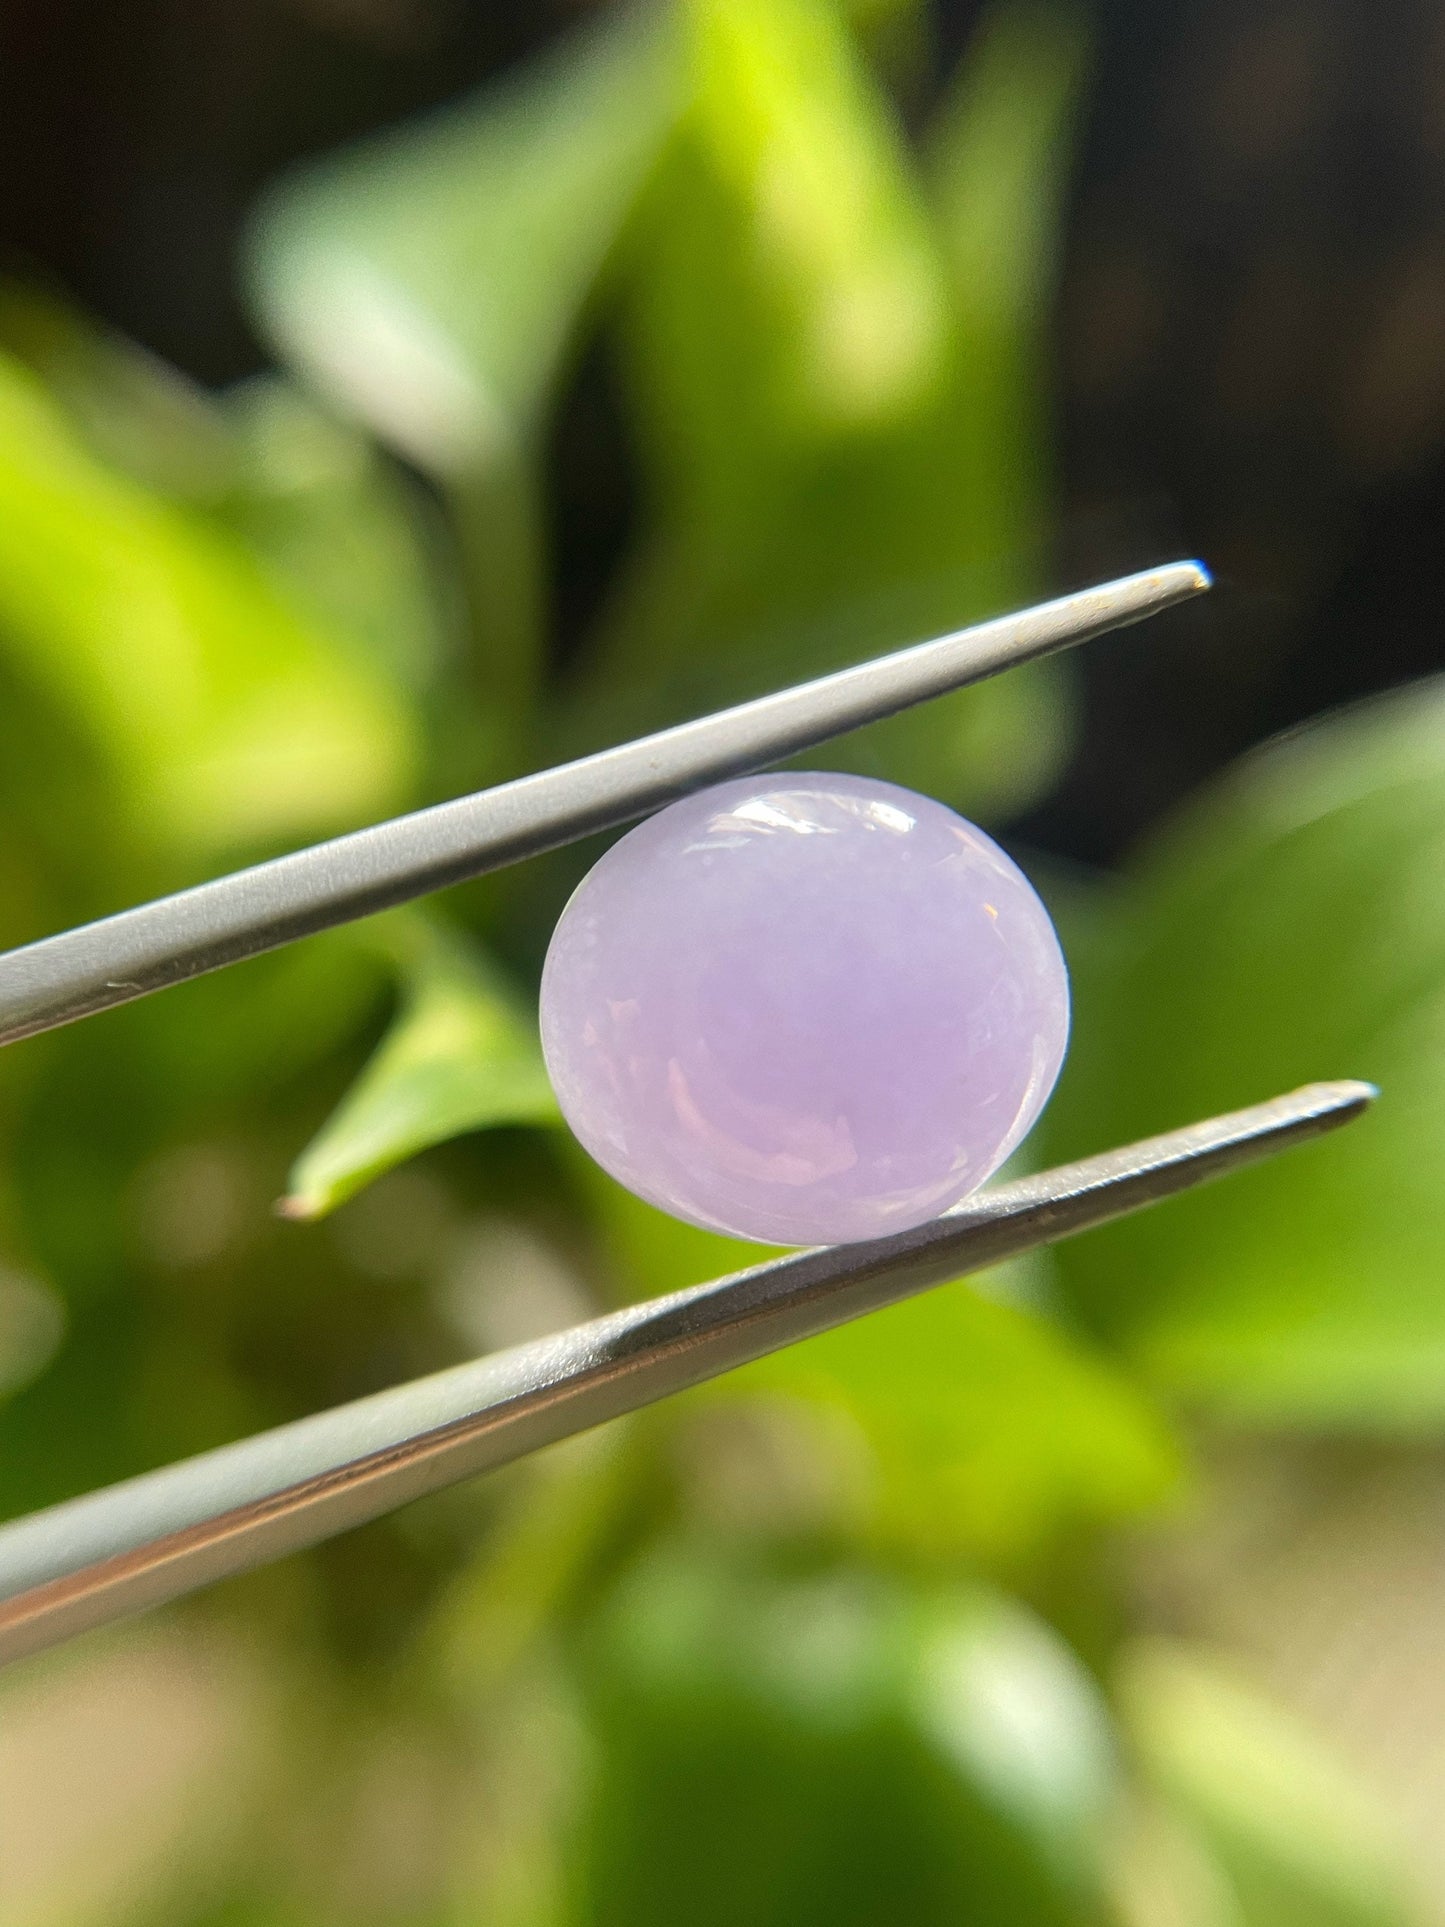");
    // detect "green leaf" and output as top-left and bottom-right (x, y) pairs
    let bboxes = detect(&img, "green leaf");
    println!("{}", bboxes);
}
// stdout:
(570, 1555), (1122, 1926)
(0, 276), (235, 501)
(219, 376), (452, 697)
(0, 348), (416, 856)
(1118, 1641), (1421, 1927)
(1041, 675), (1445, 1427)
(245, 3), (681, 466)
(737, 1277), (1183, 1565)
(567, 0), (1086, 823)
(577, 1160), (1182, 1565)
(282, 919), (558, 1220)
(0, 287), (450, 701)
(0, 1262), (64, 1401)
(244, 3), (683, 724)
(426, 1428), (639, 1704)
(650, 0), (954, 463)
